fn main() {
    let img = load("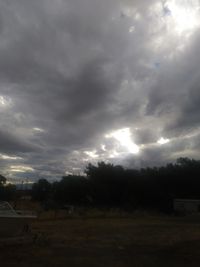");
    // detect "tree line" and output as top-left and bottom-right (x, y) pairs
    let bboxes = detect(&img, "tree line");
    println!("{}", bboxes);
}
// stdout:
(0, 174), (16, 201)
(31, 158), (200, 213)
